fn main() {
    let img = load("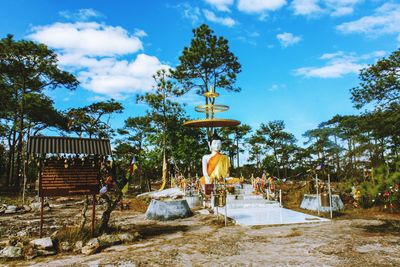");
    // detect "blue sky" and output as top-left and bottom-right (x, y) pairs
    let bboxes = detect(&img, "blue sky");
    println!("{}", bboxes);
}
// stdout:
(1, 0), (399, 144)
